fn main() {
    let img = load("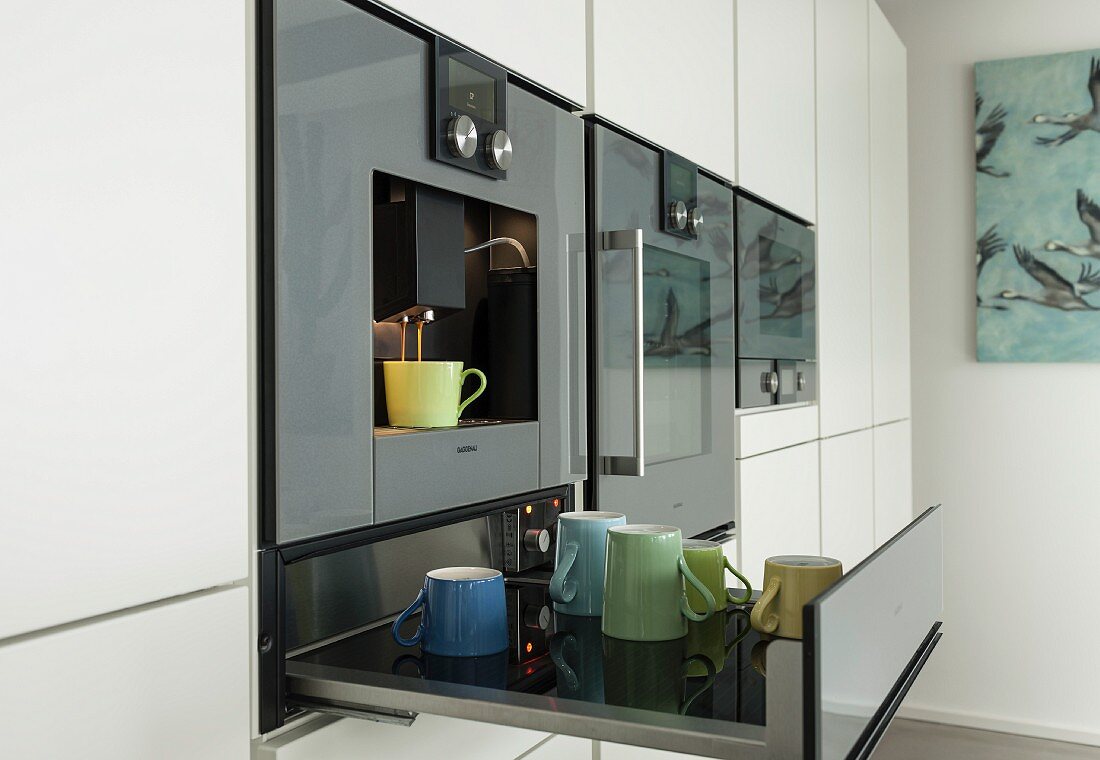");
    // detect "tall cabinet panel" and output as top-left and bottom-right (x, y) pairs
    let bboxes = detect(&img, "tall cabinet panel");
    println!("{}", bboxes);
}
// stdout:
(589, 0), (736, 179)
(735, 0), (817, 222)
(820, 429), (875, 570)
(873, 420), (913, 547)
(736, 441), (821, 590)
(377, 0), (586, 105)
(814, 0), (873, 438)
(869, 3), (911, 425)
(0, 0), (247, 639)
